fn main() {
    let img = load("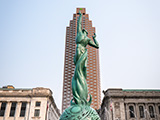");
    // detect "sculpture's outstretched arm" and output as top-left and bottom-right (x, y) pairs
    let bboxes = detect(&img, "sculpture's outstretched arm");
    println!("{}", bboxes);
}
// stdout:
(77, 11), (82, 34)
(88, 33), (99, 49)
